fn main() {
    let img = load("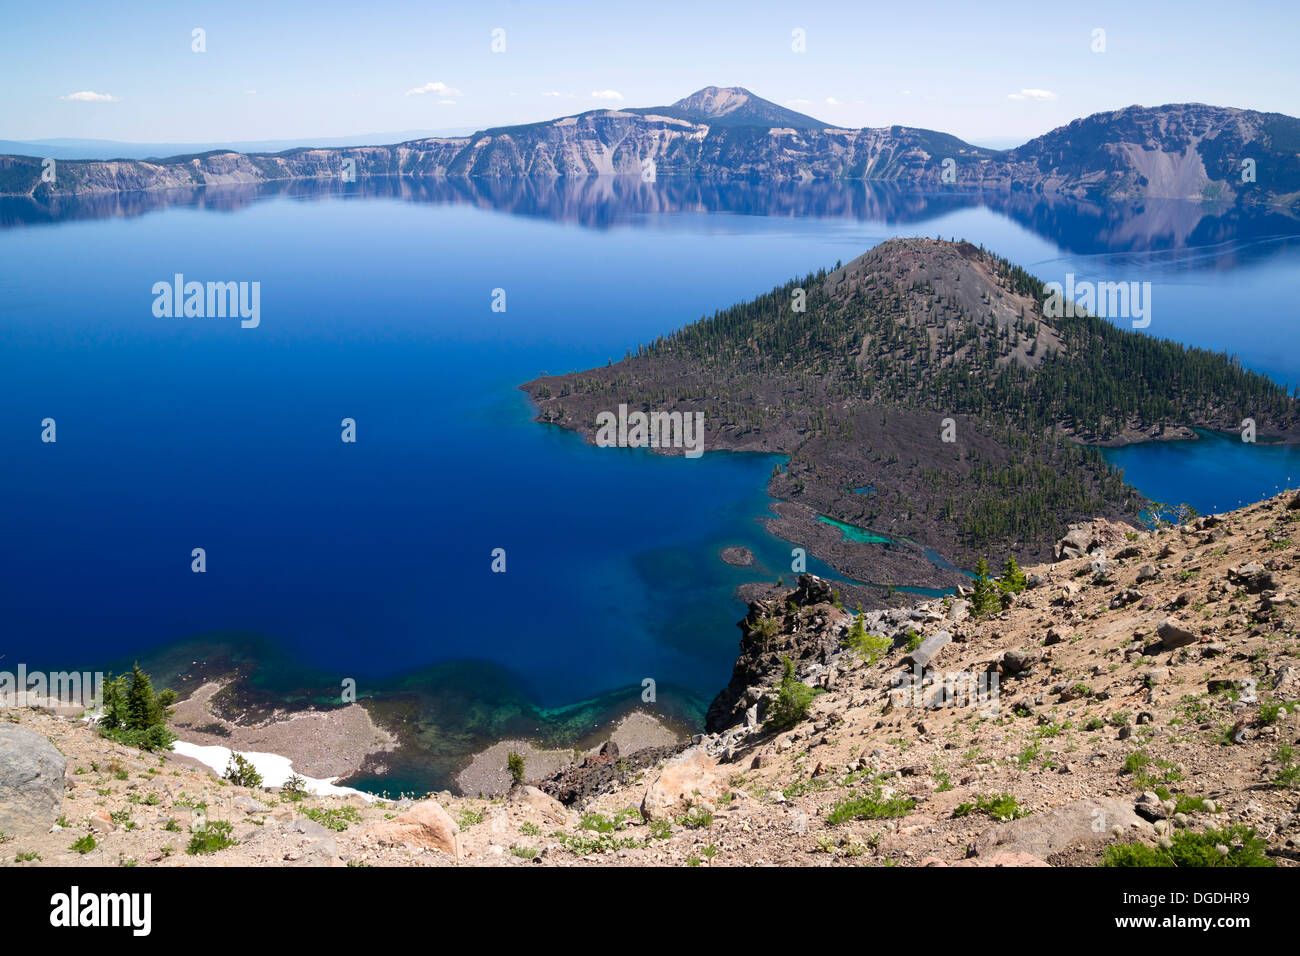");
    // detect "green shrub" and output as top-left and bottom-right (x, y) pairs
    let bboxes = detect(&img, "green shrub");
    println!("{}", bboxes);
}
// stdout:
(223, 752), (263, 789)
(970, 557), (1001, 615)
(302, 806), (362, 832)
(280, 773), (308, 802)
(766, 657), (822, 732)
(70, 835), (96, 854)
(676, 807), (714, 829)
(98, 664), (177, 752)
(952, 793), (1029, 822)
(1100, 826), (1273, 867)
(826, 789), (915, 824)
(997, 556), (1027, 594)
(186, 820), (237, 855)
(842, 606), (891, 664)
(507, 751), (526, 784)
